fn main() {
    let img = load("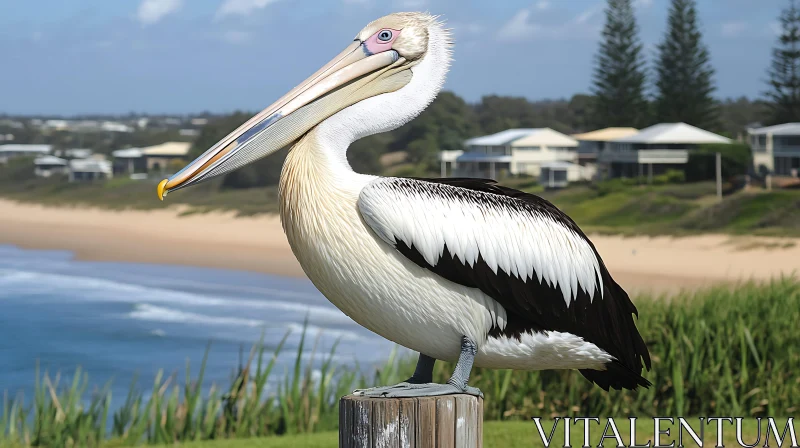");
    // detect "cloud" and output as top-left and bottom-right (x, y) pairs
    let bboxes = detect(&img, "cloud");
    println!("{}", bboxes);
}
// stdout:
(497, 4), (602, 42)
(137, 0), (183, 25)
(535, 1), (550, 10)
(720, 21), (749, 38)
(574, 4), (602, 25)
(216, 0), (281, 19)
(497, 9), (538, 42)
